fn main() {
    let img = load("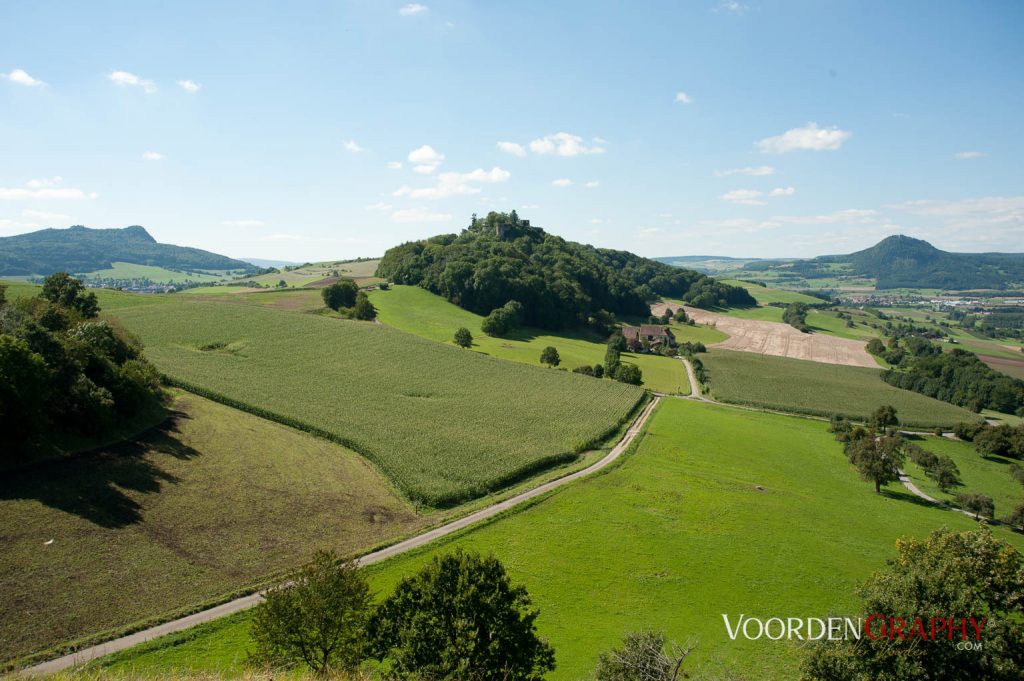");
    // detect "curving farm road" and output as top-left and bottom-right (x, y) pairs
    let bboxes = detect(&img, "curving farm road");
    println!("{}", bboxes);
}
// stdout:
(24, 396), (661, 675)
